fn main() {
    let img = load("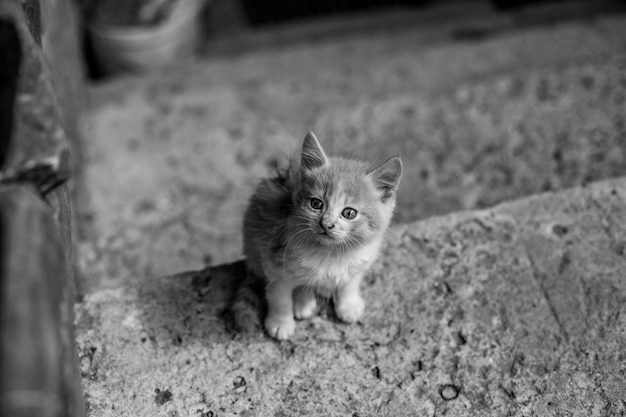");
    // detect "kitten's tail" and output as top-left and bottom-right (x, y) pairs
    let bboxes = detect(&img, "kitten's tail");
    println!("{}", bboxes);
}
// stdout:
(228, 269), (265, 333)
